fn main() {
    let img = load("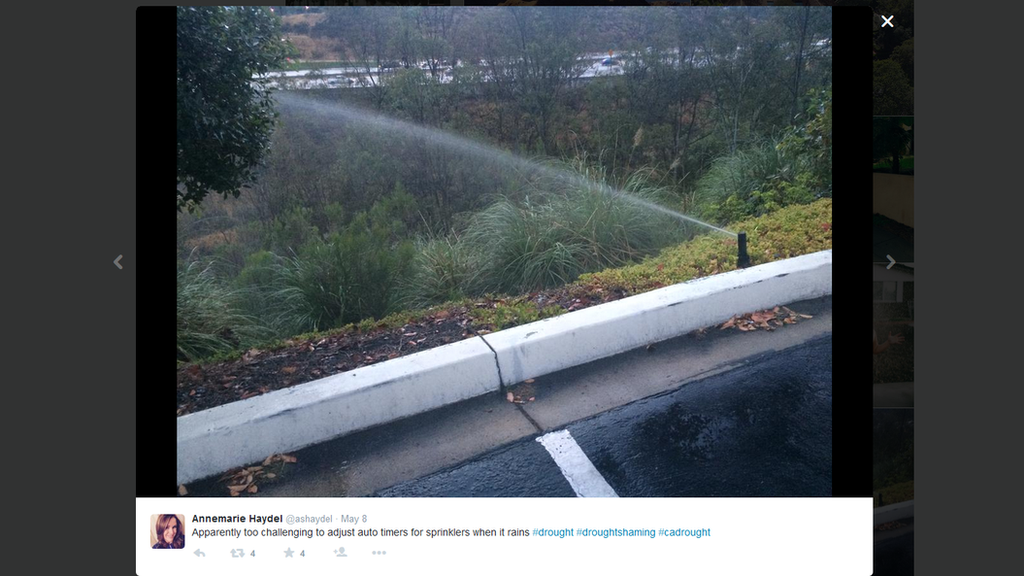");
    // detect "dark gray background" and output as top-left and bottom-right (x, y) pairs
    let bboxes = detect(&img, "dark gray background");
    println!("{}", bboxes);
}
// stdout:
(44, 2), (1009, 575)
(911, 2), (1017, 574)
